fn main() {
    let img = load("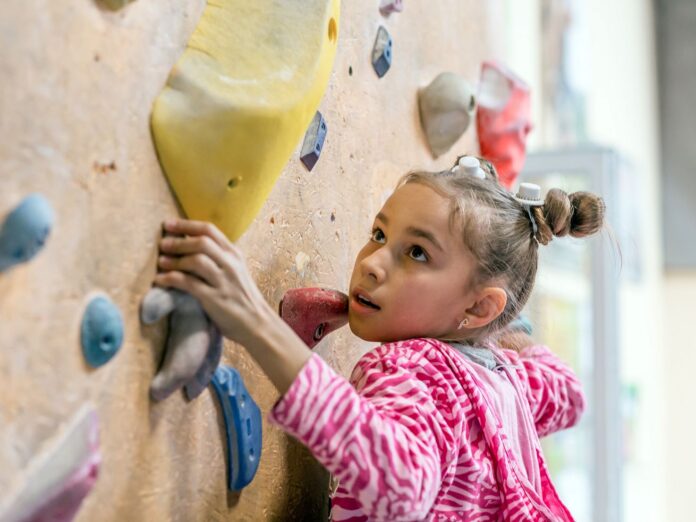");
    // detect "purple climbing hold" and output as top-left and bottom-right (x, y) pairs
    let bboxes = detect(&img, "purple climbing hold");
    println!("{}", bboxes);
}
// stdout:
(299, 111), (328, 171)
(371, 26), (392, 78)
